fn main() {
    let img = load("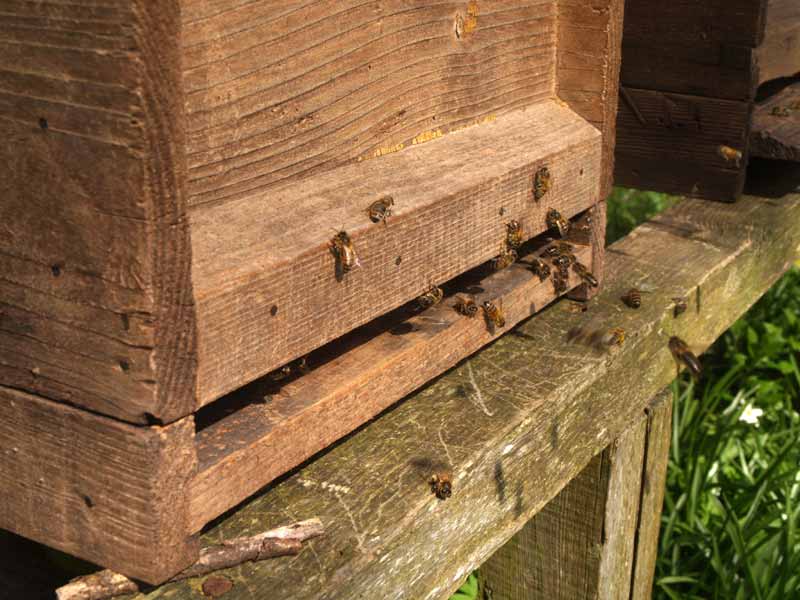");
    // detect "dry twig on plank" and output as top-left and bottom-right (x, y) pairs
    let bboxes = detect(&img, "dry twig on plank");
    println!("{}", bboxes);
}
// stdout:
(55, 519), (324, 600)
